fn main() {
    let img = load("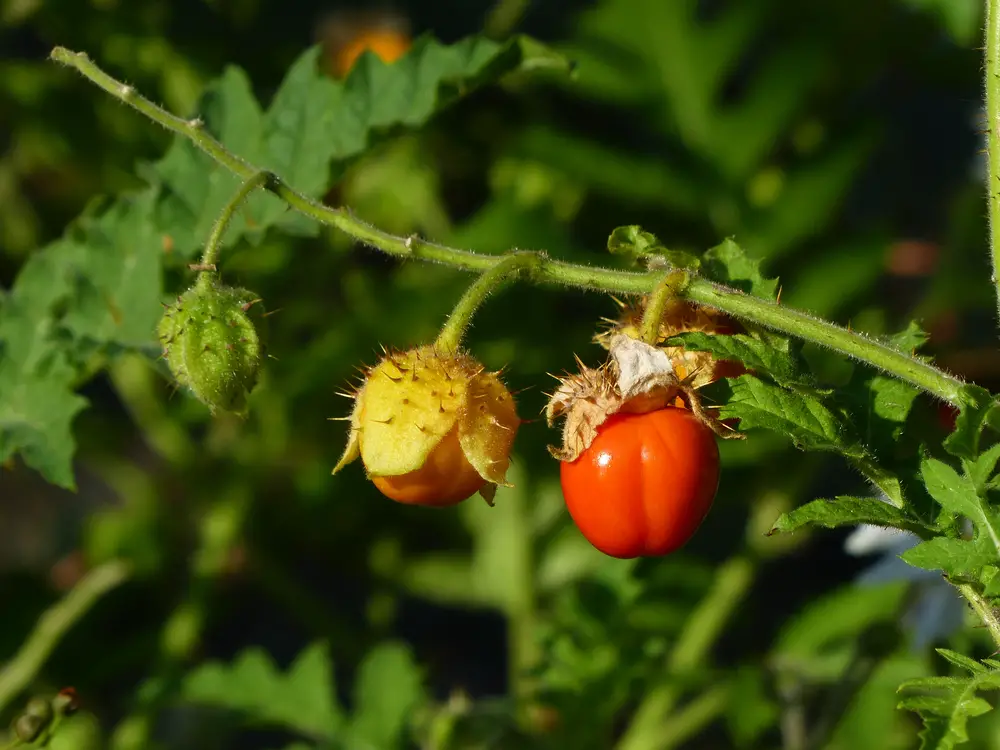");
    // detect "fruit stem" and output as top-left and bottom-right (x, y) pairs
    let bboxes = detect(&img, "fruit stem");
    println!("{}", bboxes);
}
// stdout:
(986, 0), (1000, 322)
(51, 46), (970, 407)
(197, 170), (270, 282)
(435, 251), (540, 353)
(639, 270), (689, 345)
